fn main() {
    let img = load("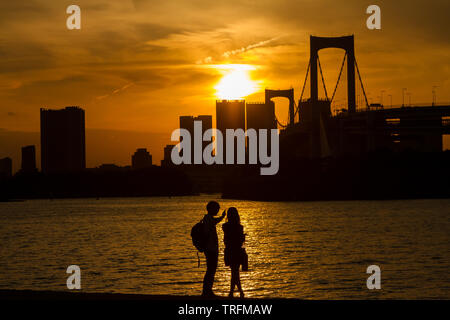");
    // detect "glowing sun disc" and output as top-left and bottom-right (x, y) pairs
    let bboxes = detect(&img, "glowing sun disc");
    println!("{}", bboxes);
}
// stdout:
(214, 65), (259, 100)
